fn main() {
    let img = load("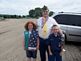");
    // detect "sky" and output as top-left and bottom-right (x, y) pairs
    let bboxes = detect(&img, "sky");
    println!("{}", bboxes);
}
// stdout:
(0, 0), (81, 15)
